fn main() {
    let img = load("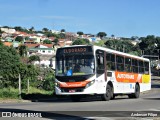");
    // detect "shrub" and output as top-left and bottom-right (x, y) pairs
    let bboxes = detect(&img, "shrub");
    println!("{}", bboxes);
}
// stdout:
(0, 87), (19, 99)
